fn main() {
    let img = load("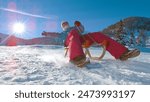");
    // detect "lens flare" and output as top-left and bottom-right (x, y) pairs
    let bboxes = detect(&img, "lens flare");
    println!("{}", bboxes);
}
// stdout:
(13, 22), (25, 34)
